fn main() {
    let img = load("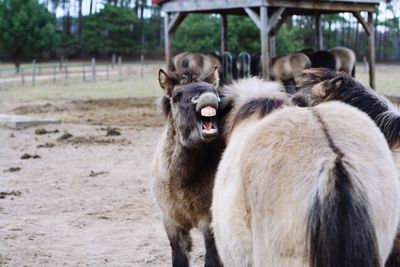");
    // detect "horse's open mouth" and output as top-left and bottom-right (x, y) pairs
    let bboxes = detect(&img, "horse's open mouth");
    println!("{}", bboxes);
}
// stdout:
(197, 106), (218, 141)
